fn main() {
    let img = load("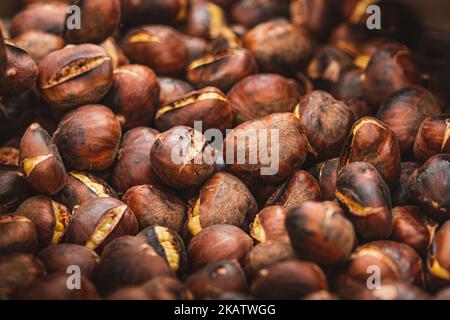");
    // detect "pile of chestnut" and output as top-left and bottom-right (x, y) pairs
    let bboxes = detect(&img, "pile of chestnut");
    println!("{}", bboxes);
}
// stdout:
(0, 0), (450, 300)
